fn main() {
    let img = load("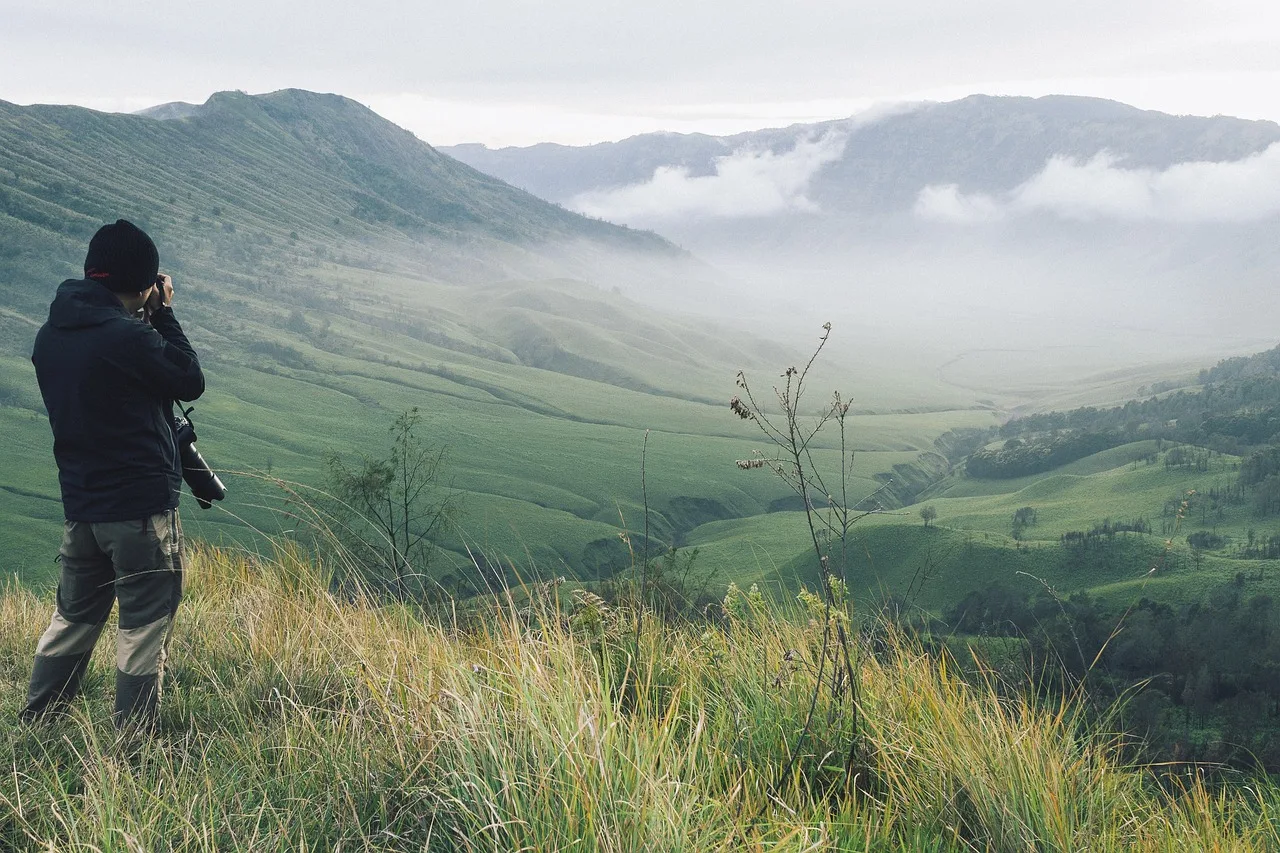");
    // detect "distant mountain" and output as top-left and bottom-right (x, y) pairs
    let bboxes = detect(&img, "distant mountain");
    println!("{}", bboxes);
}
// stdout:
(445, 132), (740, 209)
(443, 95), (1280, 215)
(444, 95), (1280, 355)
